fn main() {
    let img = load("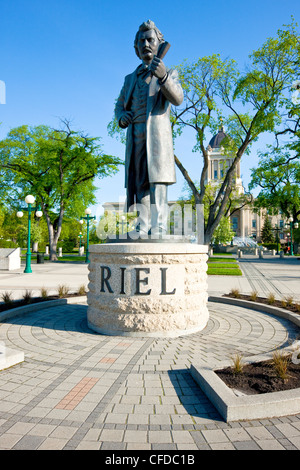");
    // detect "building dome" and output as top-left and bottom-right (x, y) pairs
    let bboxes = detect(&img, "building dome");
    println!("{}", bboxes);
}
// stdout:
(208, 126), (227, 149)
